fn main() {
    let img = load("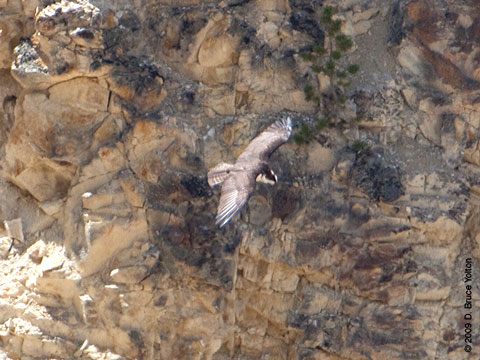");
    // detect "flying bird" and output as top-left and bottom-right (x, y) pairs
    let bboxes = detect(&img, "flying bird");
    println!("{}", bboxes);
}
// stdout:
(208, 117), (292, 227)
